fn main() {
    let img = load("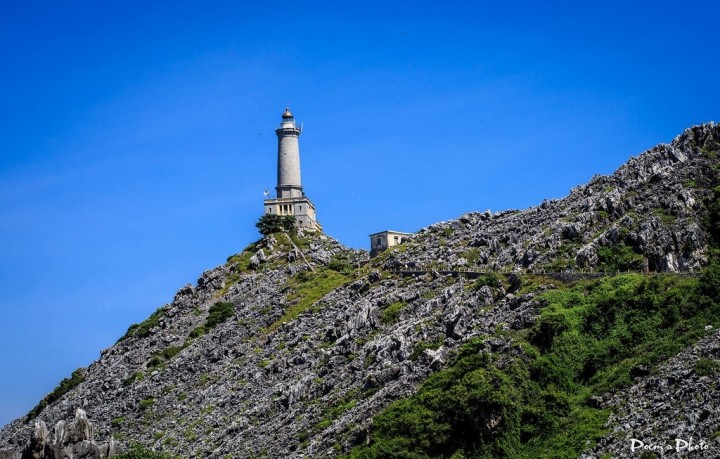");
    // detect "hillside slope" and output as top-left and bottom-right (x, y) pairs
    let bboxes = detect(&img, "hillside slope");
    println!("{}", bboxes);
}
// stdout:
(1, 123), (718, 459)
